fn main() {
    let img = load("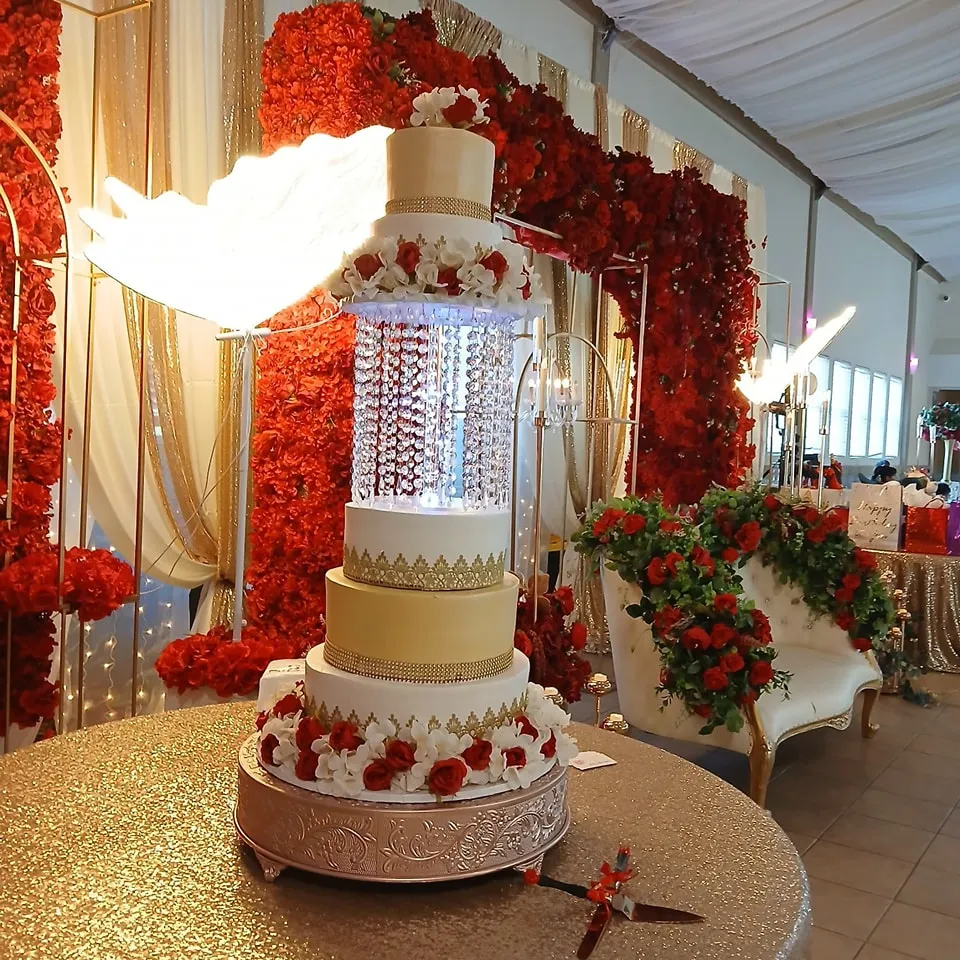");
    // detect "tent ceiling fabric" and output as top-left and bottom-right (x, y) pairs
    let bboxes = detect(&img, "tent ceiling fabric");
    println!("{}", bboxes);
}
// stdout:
(597, 0), (960, 279)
